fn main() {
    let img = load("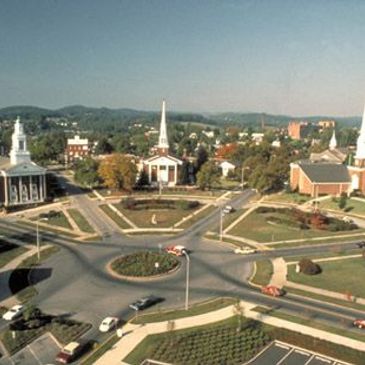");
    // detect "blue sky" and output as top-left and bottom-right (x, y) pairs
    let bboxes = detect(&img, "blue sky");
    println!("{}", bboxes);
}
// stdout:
(1, 0), (365, 115)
